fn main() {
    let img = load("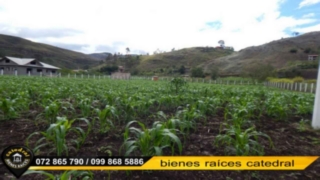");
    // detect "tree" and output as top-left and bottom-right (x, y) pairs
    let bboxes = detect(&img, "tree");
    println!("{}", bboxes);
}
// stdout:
(172, 48), (175, 52)
(218, 40), (225, 48)
(126, 47), (130, 54)
(211, 67), (219, 80)
(191, 67), (204, 78)
(178, 65), (186, 74)
(242, 63), (275, 82)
